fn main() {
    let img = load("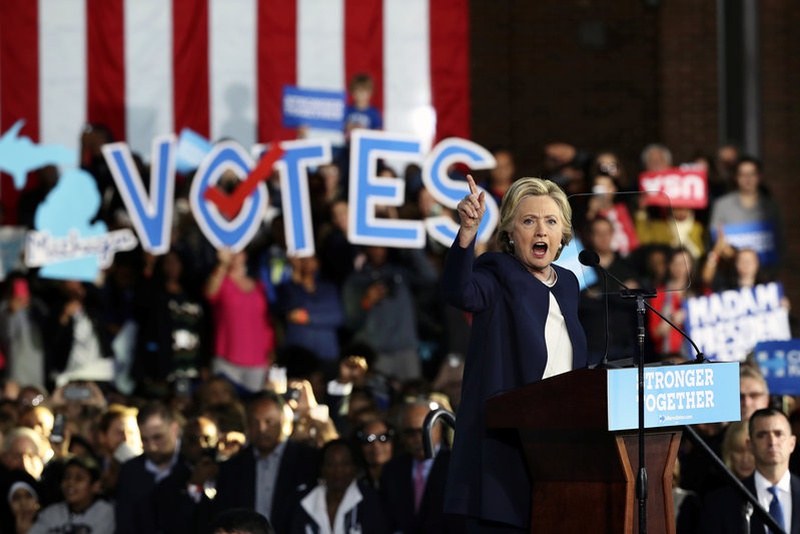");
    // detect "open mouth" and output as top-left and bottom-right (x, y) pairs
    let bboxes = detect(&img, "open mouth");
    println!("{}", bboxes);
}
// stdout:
(533, 242), (548, 257)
